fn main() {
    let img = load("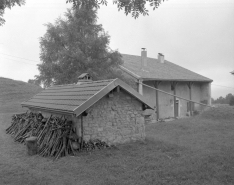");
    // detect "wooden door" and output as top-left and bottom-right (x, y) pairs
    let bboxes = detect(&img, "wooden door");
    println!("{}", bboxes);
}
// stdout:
(175, 100), (179, 117)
